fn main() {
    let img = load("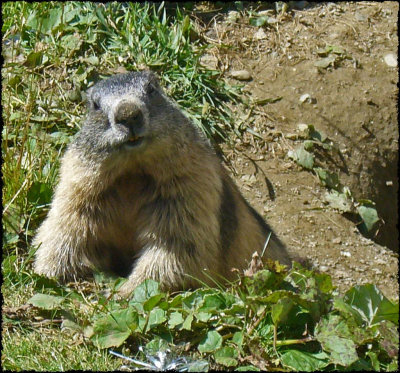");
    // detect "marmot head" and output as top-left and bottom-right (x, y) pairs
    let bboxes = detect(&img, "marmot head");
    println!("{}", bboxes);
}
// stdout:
(73, 71), (197, 164)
